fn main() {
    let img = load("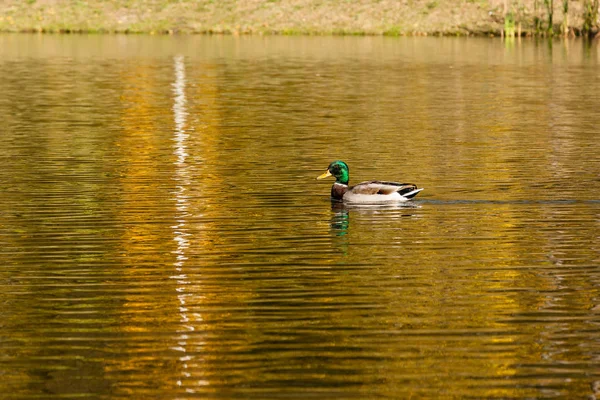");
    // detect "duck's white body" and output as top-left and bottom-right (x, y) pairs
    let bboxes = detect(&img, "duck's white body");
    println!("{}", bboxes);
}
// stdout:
(334, 182), (424, 204)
